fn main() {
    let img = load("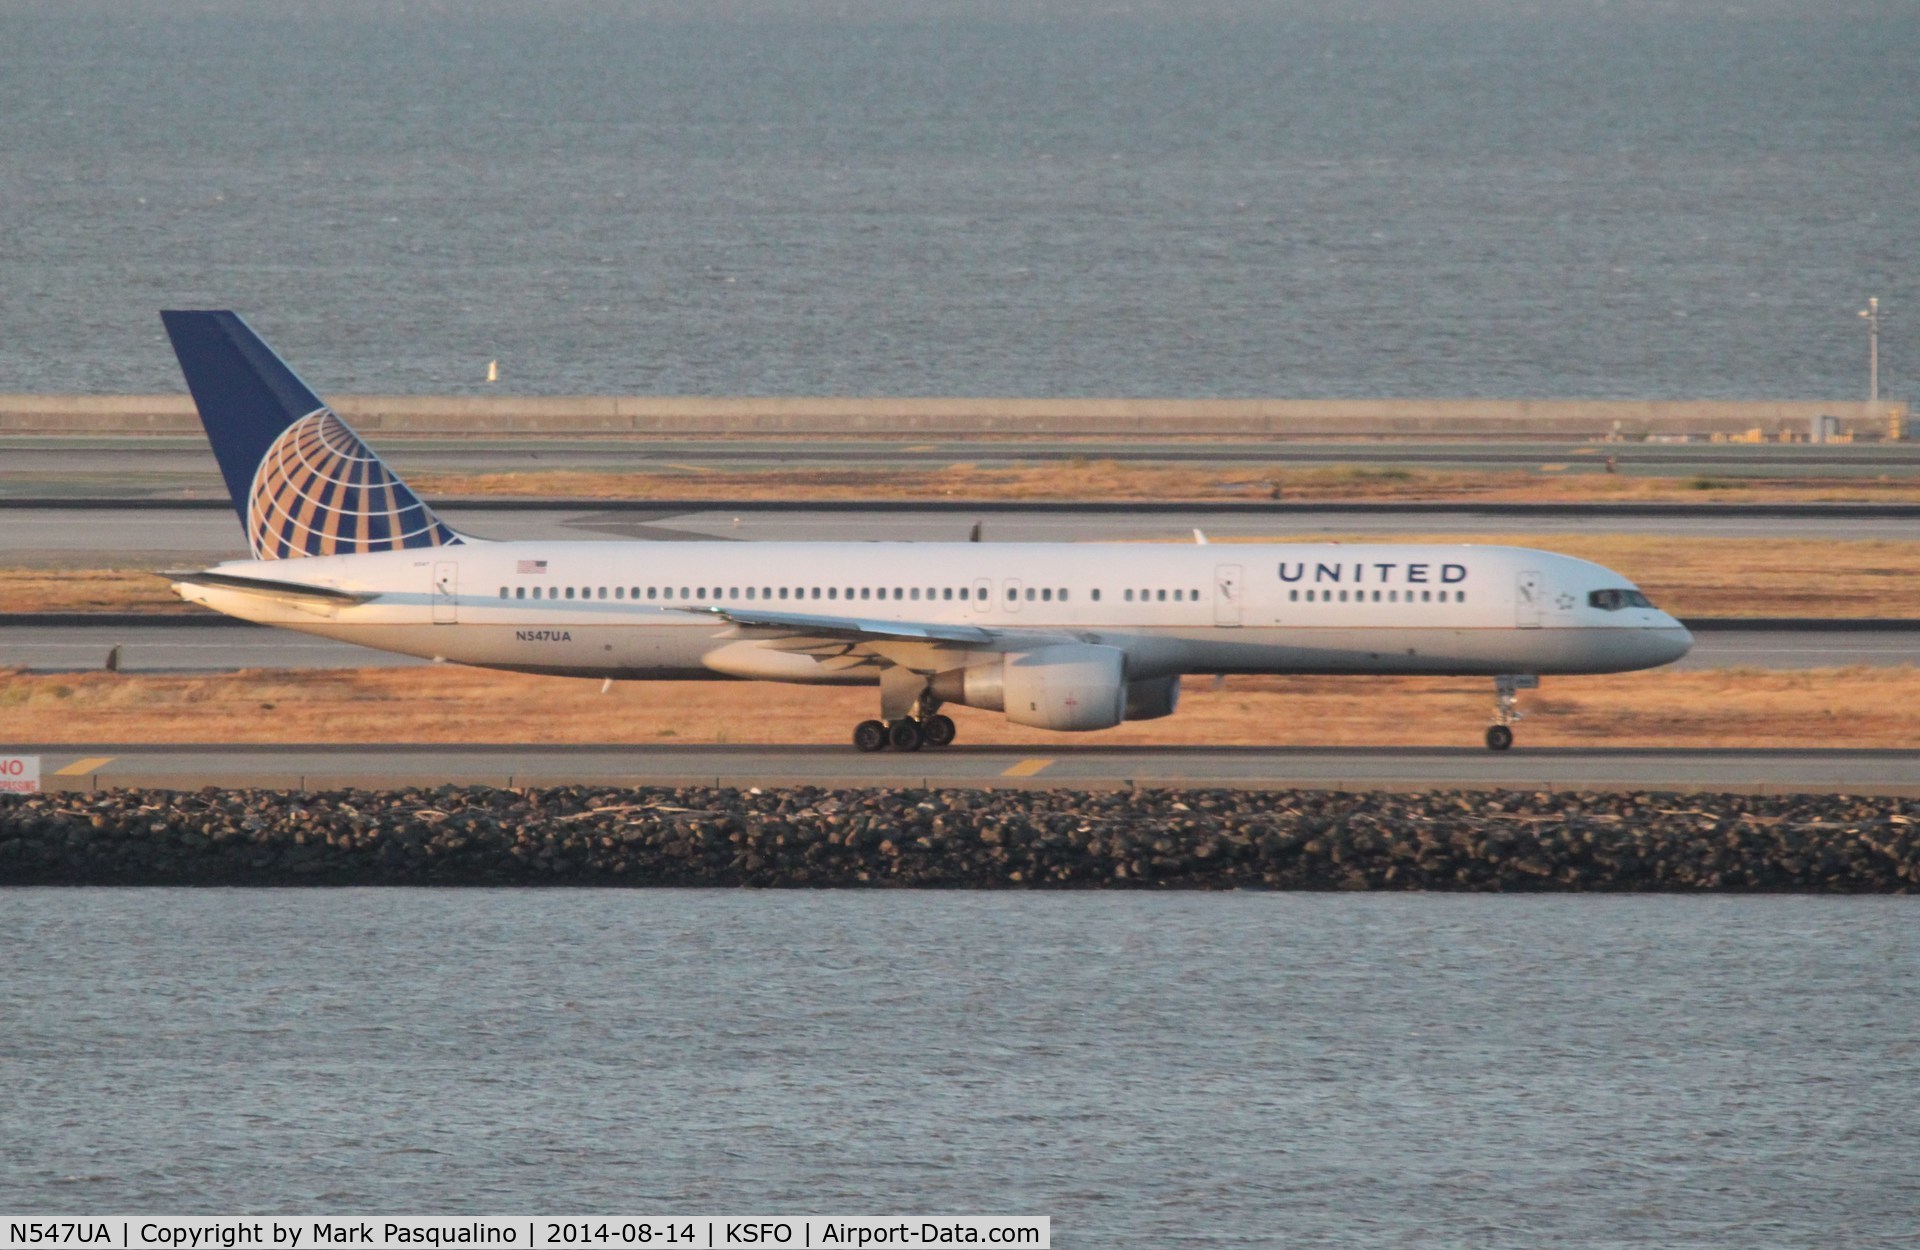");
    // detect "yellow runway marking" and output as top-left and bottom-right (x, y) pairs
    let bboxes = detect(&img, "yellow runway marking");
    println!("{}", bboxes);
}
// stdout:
(660, 462), (717, 474)
(56, 756), (114, 776)
(1001, 758), (1054, 777)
